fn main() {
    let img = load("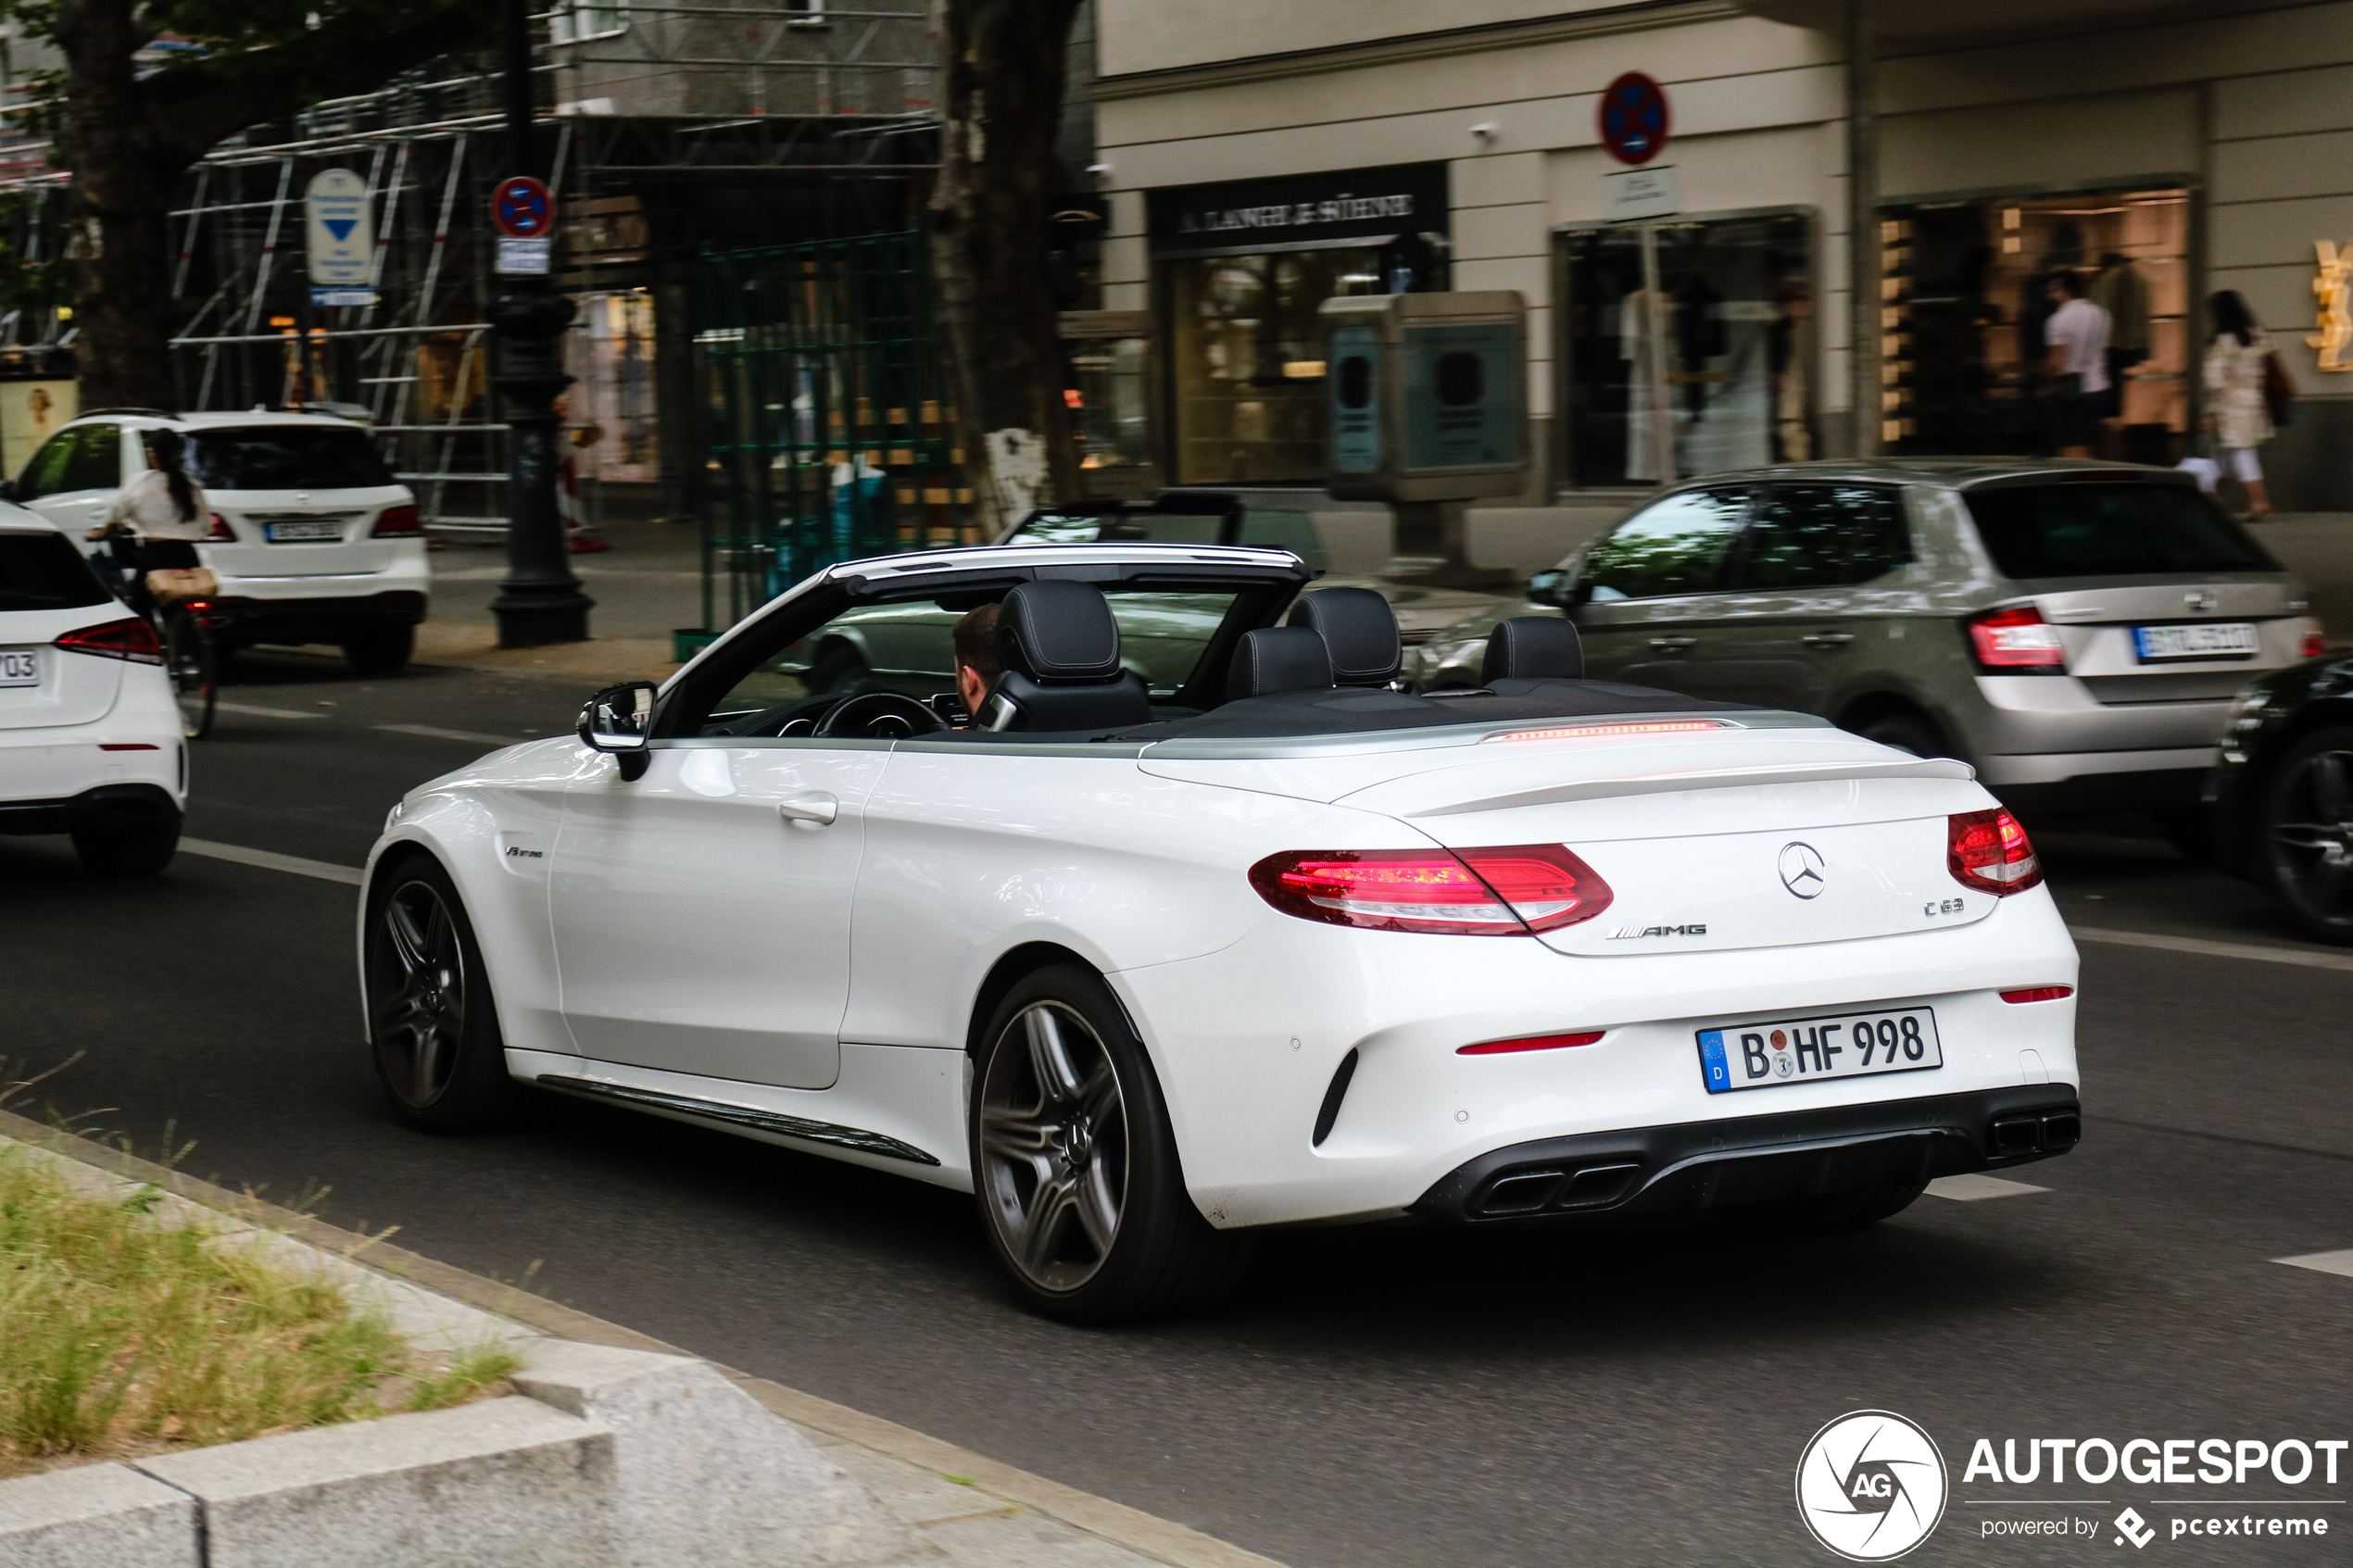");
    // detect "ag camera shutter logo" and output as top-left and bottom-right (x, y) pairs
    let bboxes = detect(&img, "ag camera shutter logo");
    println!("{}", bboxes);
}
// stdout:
(1796, 1411), (1948, 1561)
